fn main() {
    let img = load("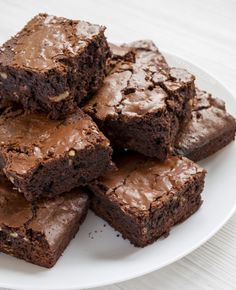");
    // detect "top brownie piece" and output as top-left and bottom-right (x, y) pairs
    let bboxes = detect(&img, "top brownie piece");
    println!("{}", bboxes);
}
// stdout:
(174, 88), (236, 161)
(83, 40), (195, 160)
(0, 13), (110, 118)
(0, 108), (114, 201)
